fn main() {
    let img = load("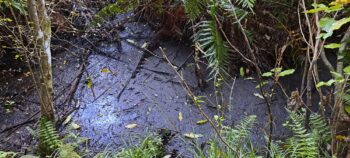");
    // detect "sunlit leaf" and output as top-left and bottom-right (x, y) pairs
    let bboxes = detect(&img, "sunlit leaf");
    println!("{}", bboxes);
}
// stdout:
(262, 72), (273, 77)
(278, 69), (295, 77)
(344, 66), (350, 74)
(324, 43), (341, 49)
